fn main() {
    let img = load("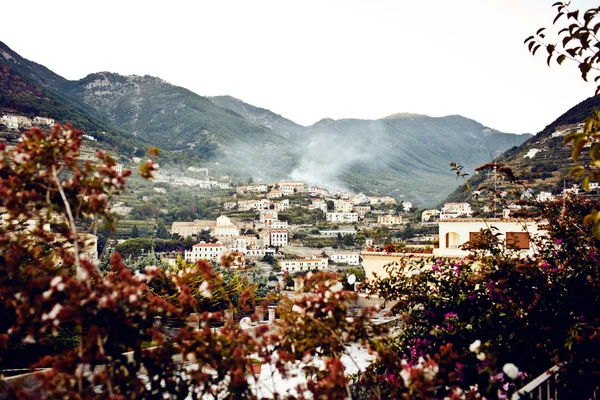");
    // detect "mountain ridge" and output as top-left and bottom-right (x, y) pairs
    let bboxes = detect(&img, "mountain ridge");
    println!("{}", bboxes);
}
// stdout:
(0, 41), (532, 206)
